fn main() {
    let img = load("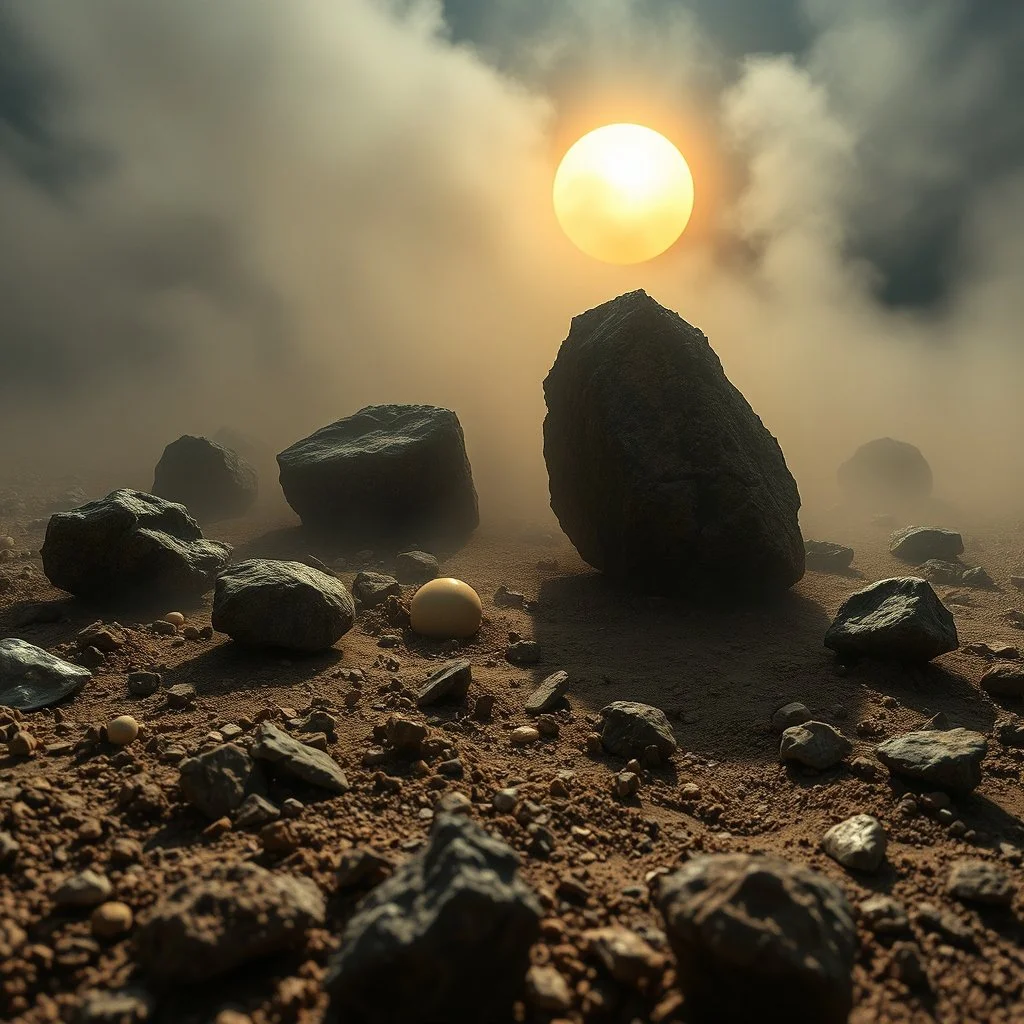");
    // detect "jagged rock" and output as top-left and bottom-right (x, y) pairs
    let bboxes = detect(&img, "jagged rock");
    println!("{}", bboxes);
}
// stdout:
(962, 566), (995, 589)
(336, 847), (394, 890)
(395, 551), (440, 584)
(600, 701), (677, 760)
(277, 405), (479, 544)
(352, 571), (402, 608)
(252, 723), (350, 793)
(542, 291), (804, 595)
(821, 814), (887, 871)
(152, 435), (258, 522)
(979, 662), (1024, 698)
(325, 814), (541, 1024)
(890, 526), (964, 564)
(416, 660), (472, 707)
(233, 793), (280, 829)
(41, 489), (231, 598)
(525, 671), (570, 714)
(582, 926), (665, 985)
(838, 438), (932, 504)
(135, 862), (325, 983)
(506, 640), (540, 666)
(920, 559), (964, 585)
(824, 577), (958, 662)
(779, 721), (852, 770)
(995, 715), (1024, 747)
(0, 638), (92, 710)
(212, 559), (355, 651)
(876, 728), (987, 794)
(179, 744), (261, 819)
(655, 853), (857, 1024)
(804, 541), (854, 573)
(946, 860), (1015, 906)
